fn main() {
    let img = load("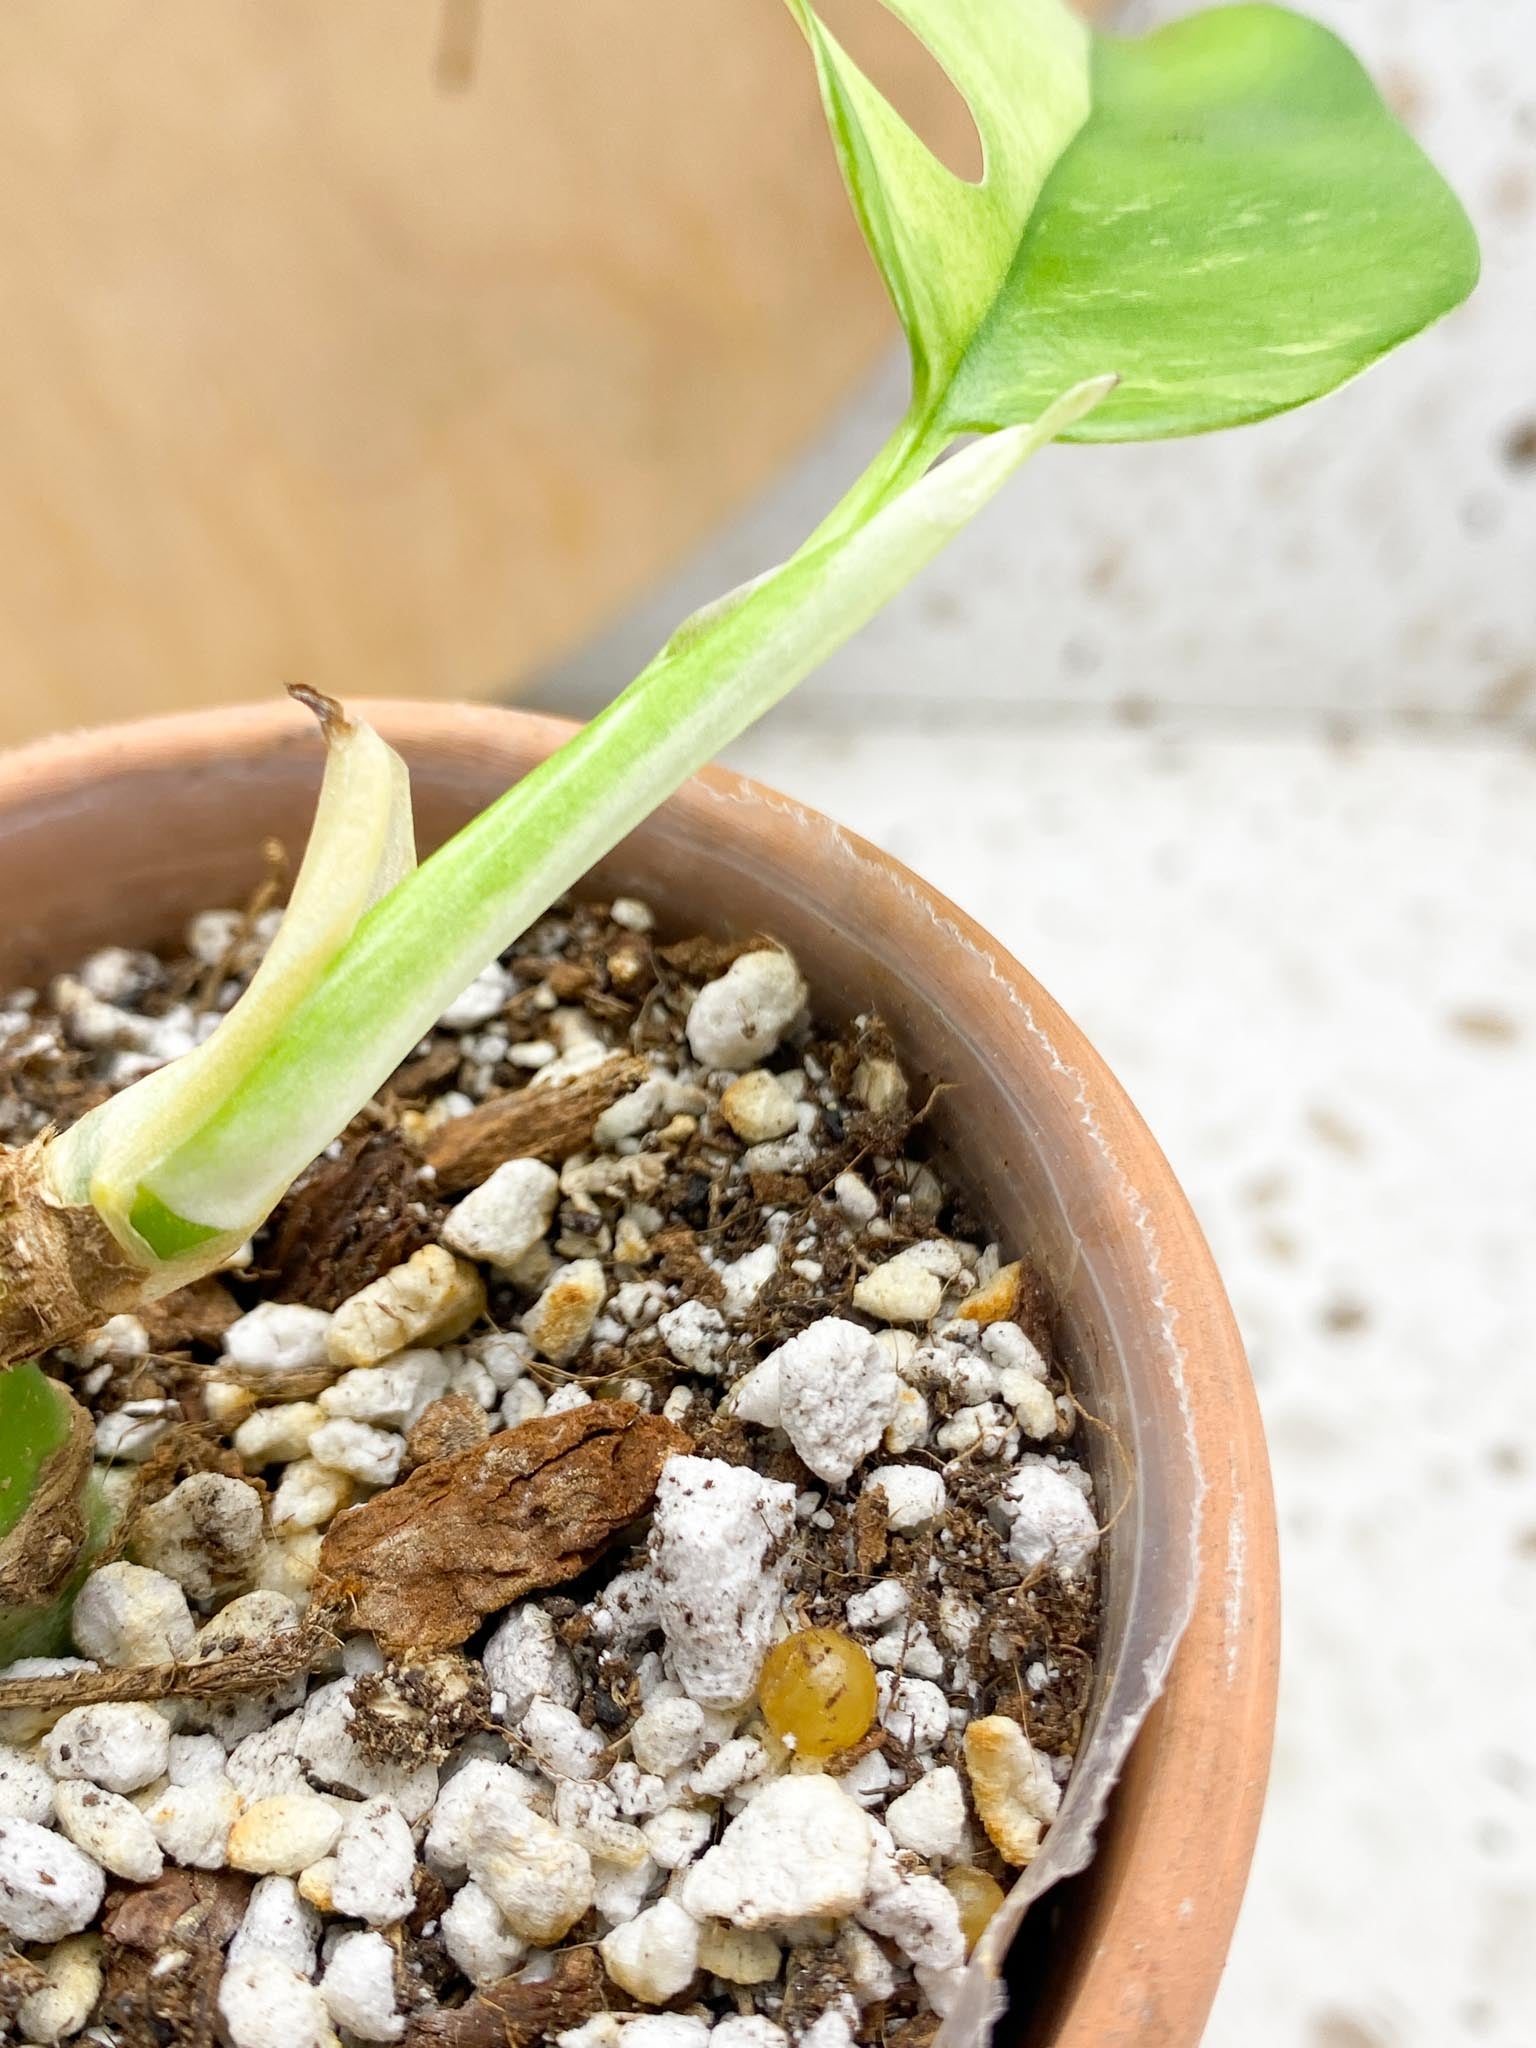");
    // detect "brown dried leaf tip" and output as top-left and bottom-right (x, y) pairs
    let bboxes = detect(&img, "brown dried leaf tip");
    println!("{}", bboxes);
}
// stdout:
(315, 1401), (691, 1654)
